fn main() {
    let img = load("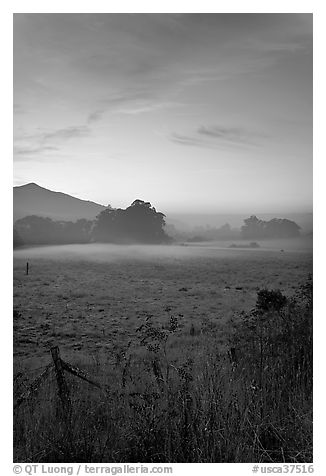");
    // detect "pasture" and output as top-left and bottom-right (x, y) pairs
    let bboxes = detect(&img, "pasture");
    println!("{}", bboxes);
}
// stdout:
(14, 242), (311, 364)
(13, 242), (313, 463)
